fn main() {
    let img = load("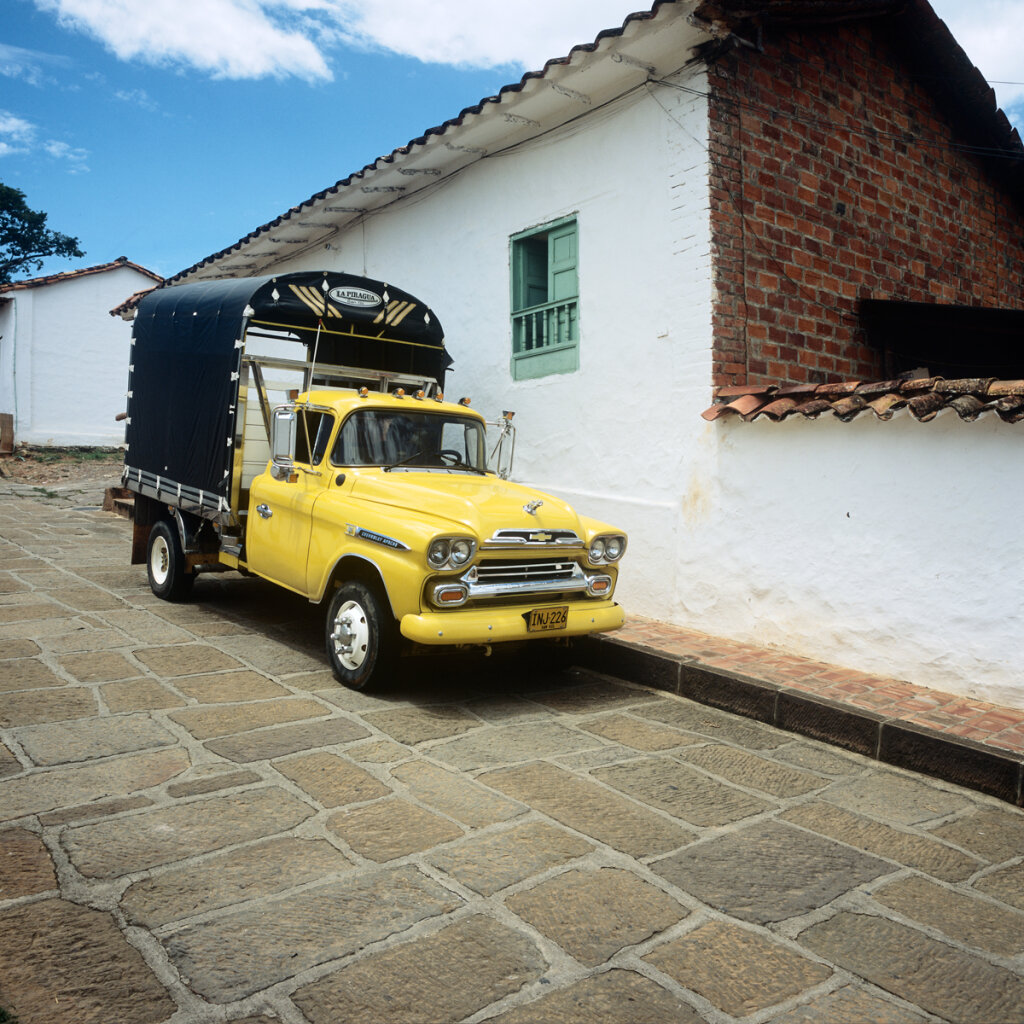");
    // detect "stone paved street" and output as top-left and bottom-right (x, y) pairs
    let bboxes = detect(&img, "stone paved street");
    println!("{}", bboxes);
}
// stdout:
(2, 480), (1024, 1023)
